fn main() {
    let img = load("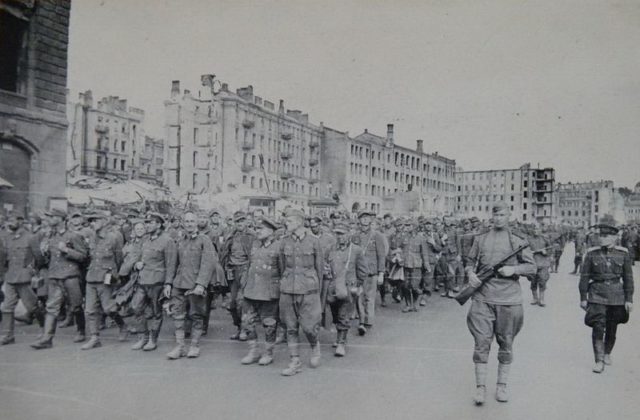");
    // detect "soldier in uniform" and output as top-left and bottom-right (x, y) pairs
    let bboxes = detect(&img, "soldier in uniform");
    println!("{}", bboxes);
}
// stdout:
(350, 210), (386, 335)
(278, 208), (324, 376)
(465, 202), (536, 404)
(240, 217), (282, 366)
(572, 228), (587, 275)
(165, 211), (215, 359)
(220, 211), (256, 340)
(527, 225), (552, 307)
(326, 222), (365, 357)
(0, 215), (46, 345)
(394, 219), (430, 312)
(379, 213), (396, 307)
(441, 218), (463, 298)
(579, 224), (633, 373)
(81, 212), (129, 349)
(31, 209), (89, 349)
(420, 220), (441, 306)
(130, 212), (177, 351)
(309, 215), (336, 328)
